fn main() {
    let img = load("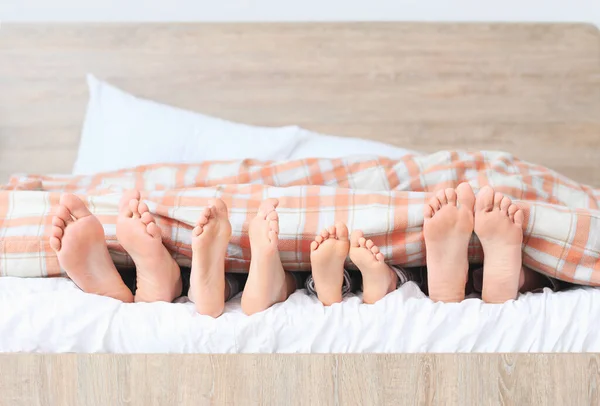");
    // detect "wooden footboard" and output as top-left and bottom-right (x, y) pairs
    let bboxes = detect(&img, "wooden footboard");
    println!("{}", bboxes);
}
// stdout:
(1, 354), (598, 405)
